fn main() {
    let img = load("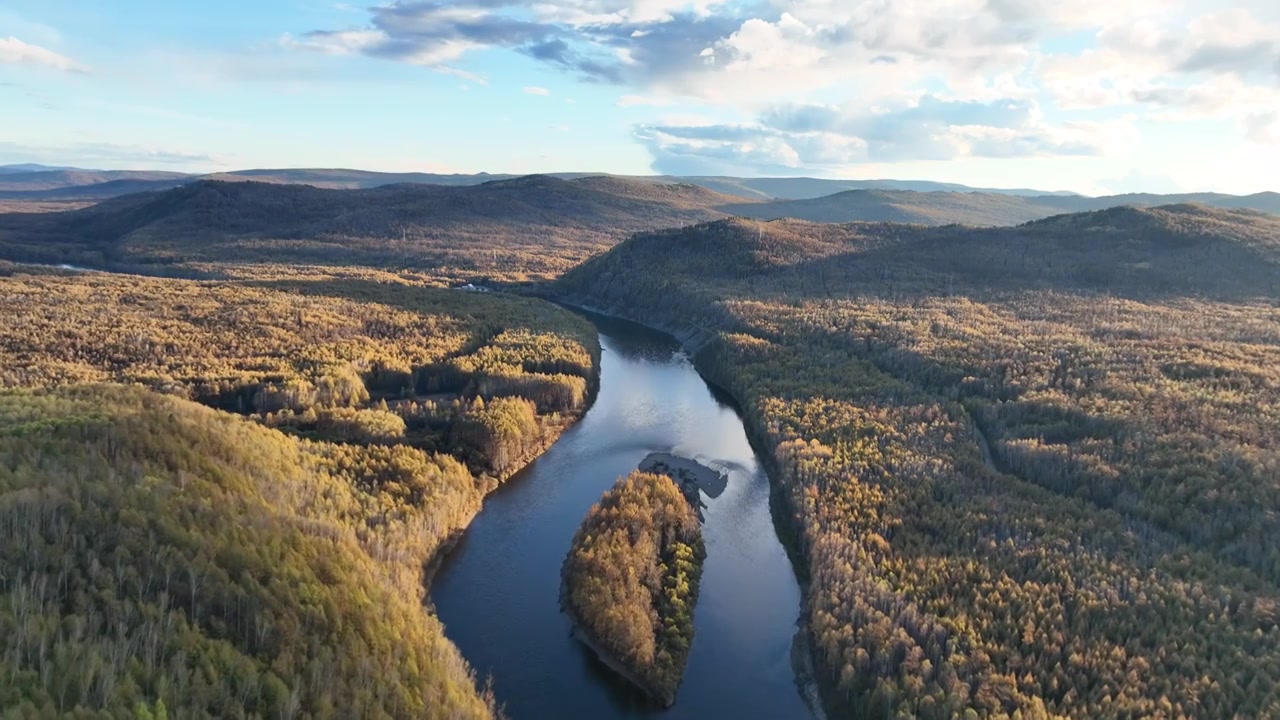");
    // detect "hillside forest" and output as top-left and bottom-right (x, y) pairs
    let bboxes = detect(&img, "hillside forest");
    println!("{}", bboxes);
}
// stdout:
(2, 168), (1280, 720)
(557, 205), (1280, 719)
(1, 176), (1278, 286)
(0, 263), (599, 717)
(561, 471), (705, 707)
